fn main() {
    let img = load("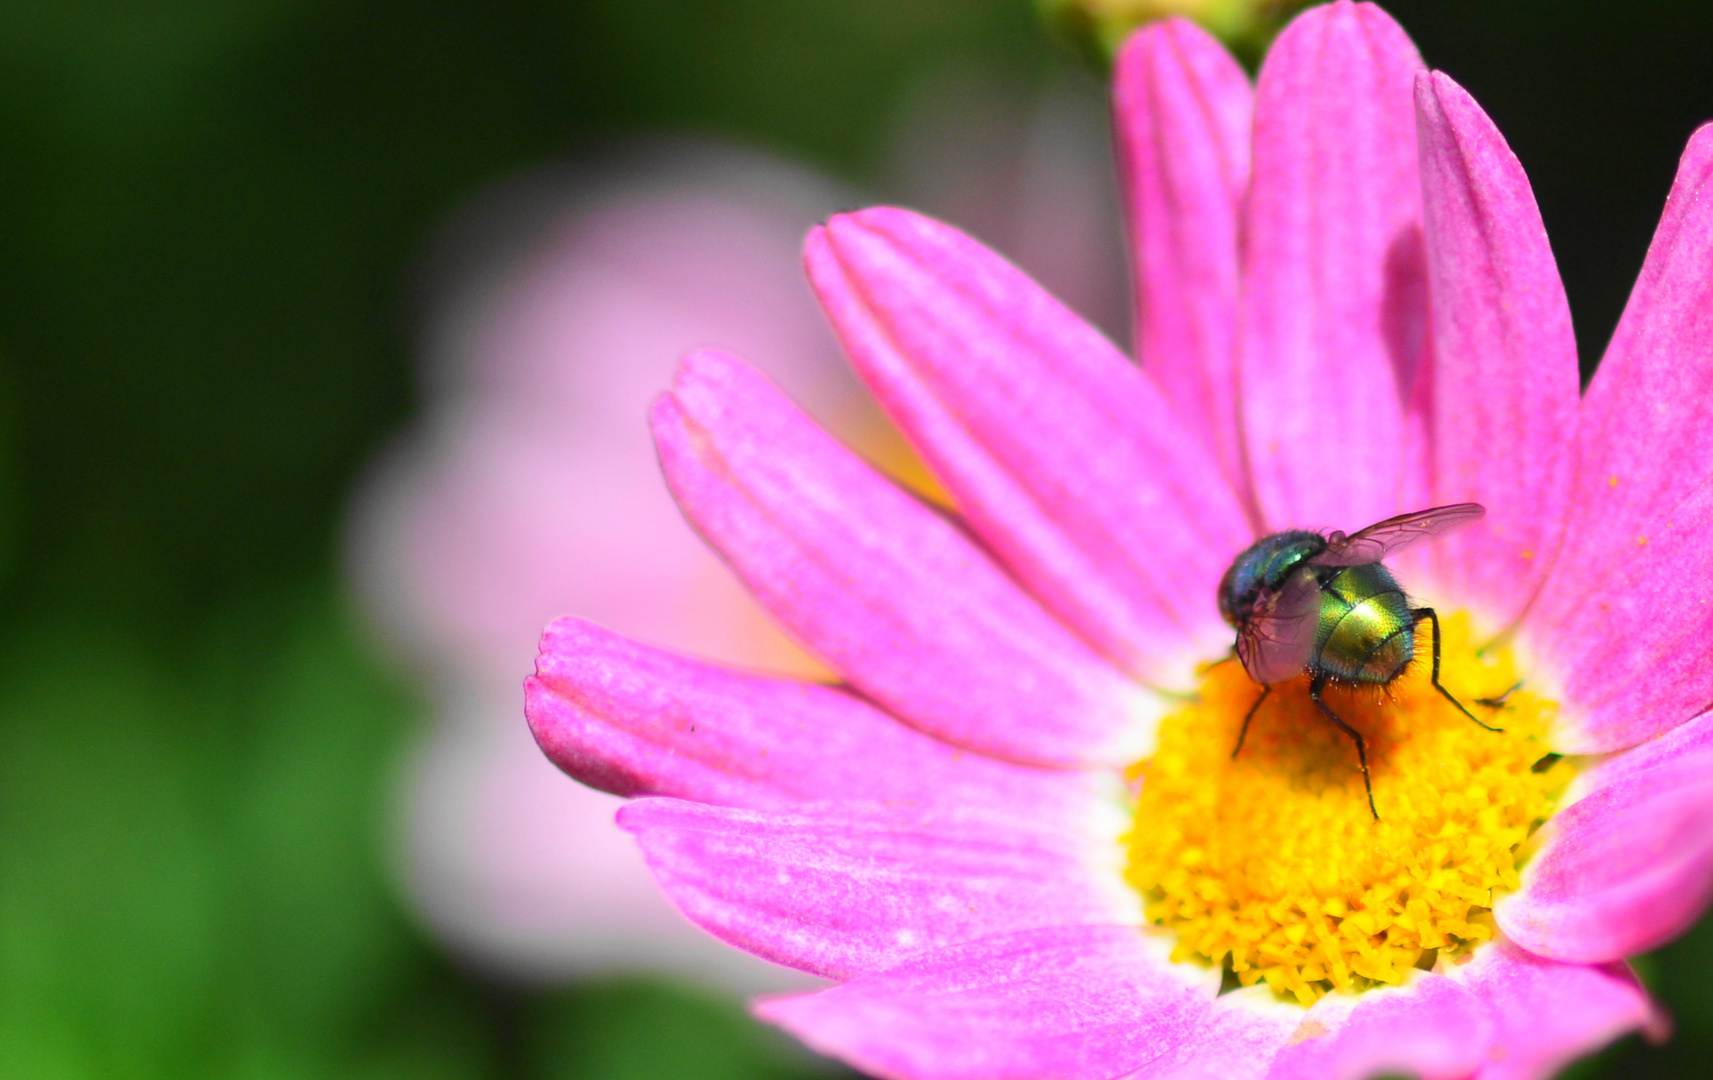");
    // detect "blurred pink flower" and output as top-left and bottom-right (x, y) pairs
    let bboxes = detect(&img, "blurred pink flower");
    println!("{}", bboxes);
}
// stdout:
(349, 124), (1121, 984)
(526, 4), (1713, 1077)
(348, 146), (866, 985)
